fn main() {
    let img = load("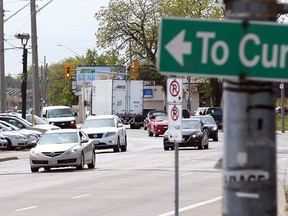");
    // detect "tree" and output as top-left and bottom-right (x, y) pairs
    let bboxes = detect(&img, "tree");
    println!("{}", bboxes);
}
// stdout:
(95, 0), (166, 86)
(160, 0), (224, 107)
(47, 59), (77, 106)
(95, 0), (224, 104)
